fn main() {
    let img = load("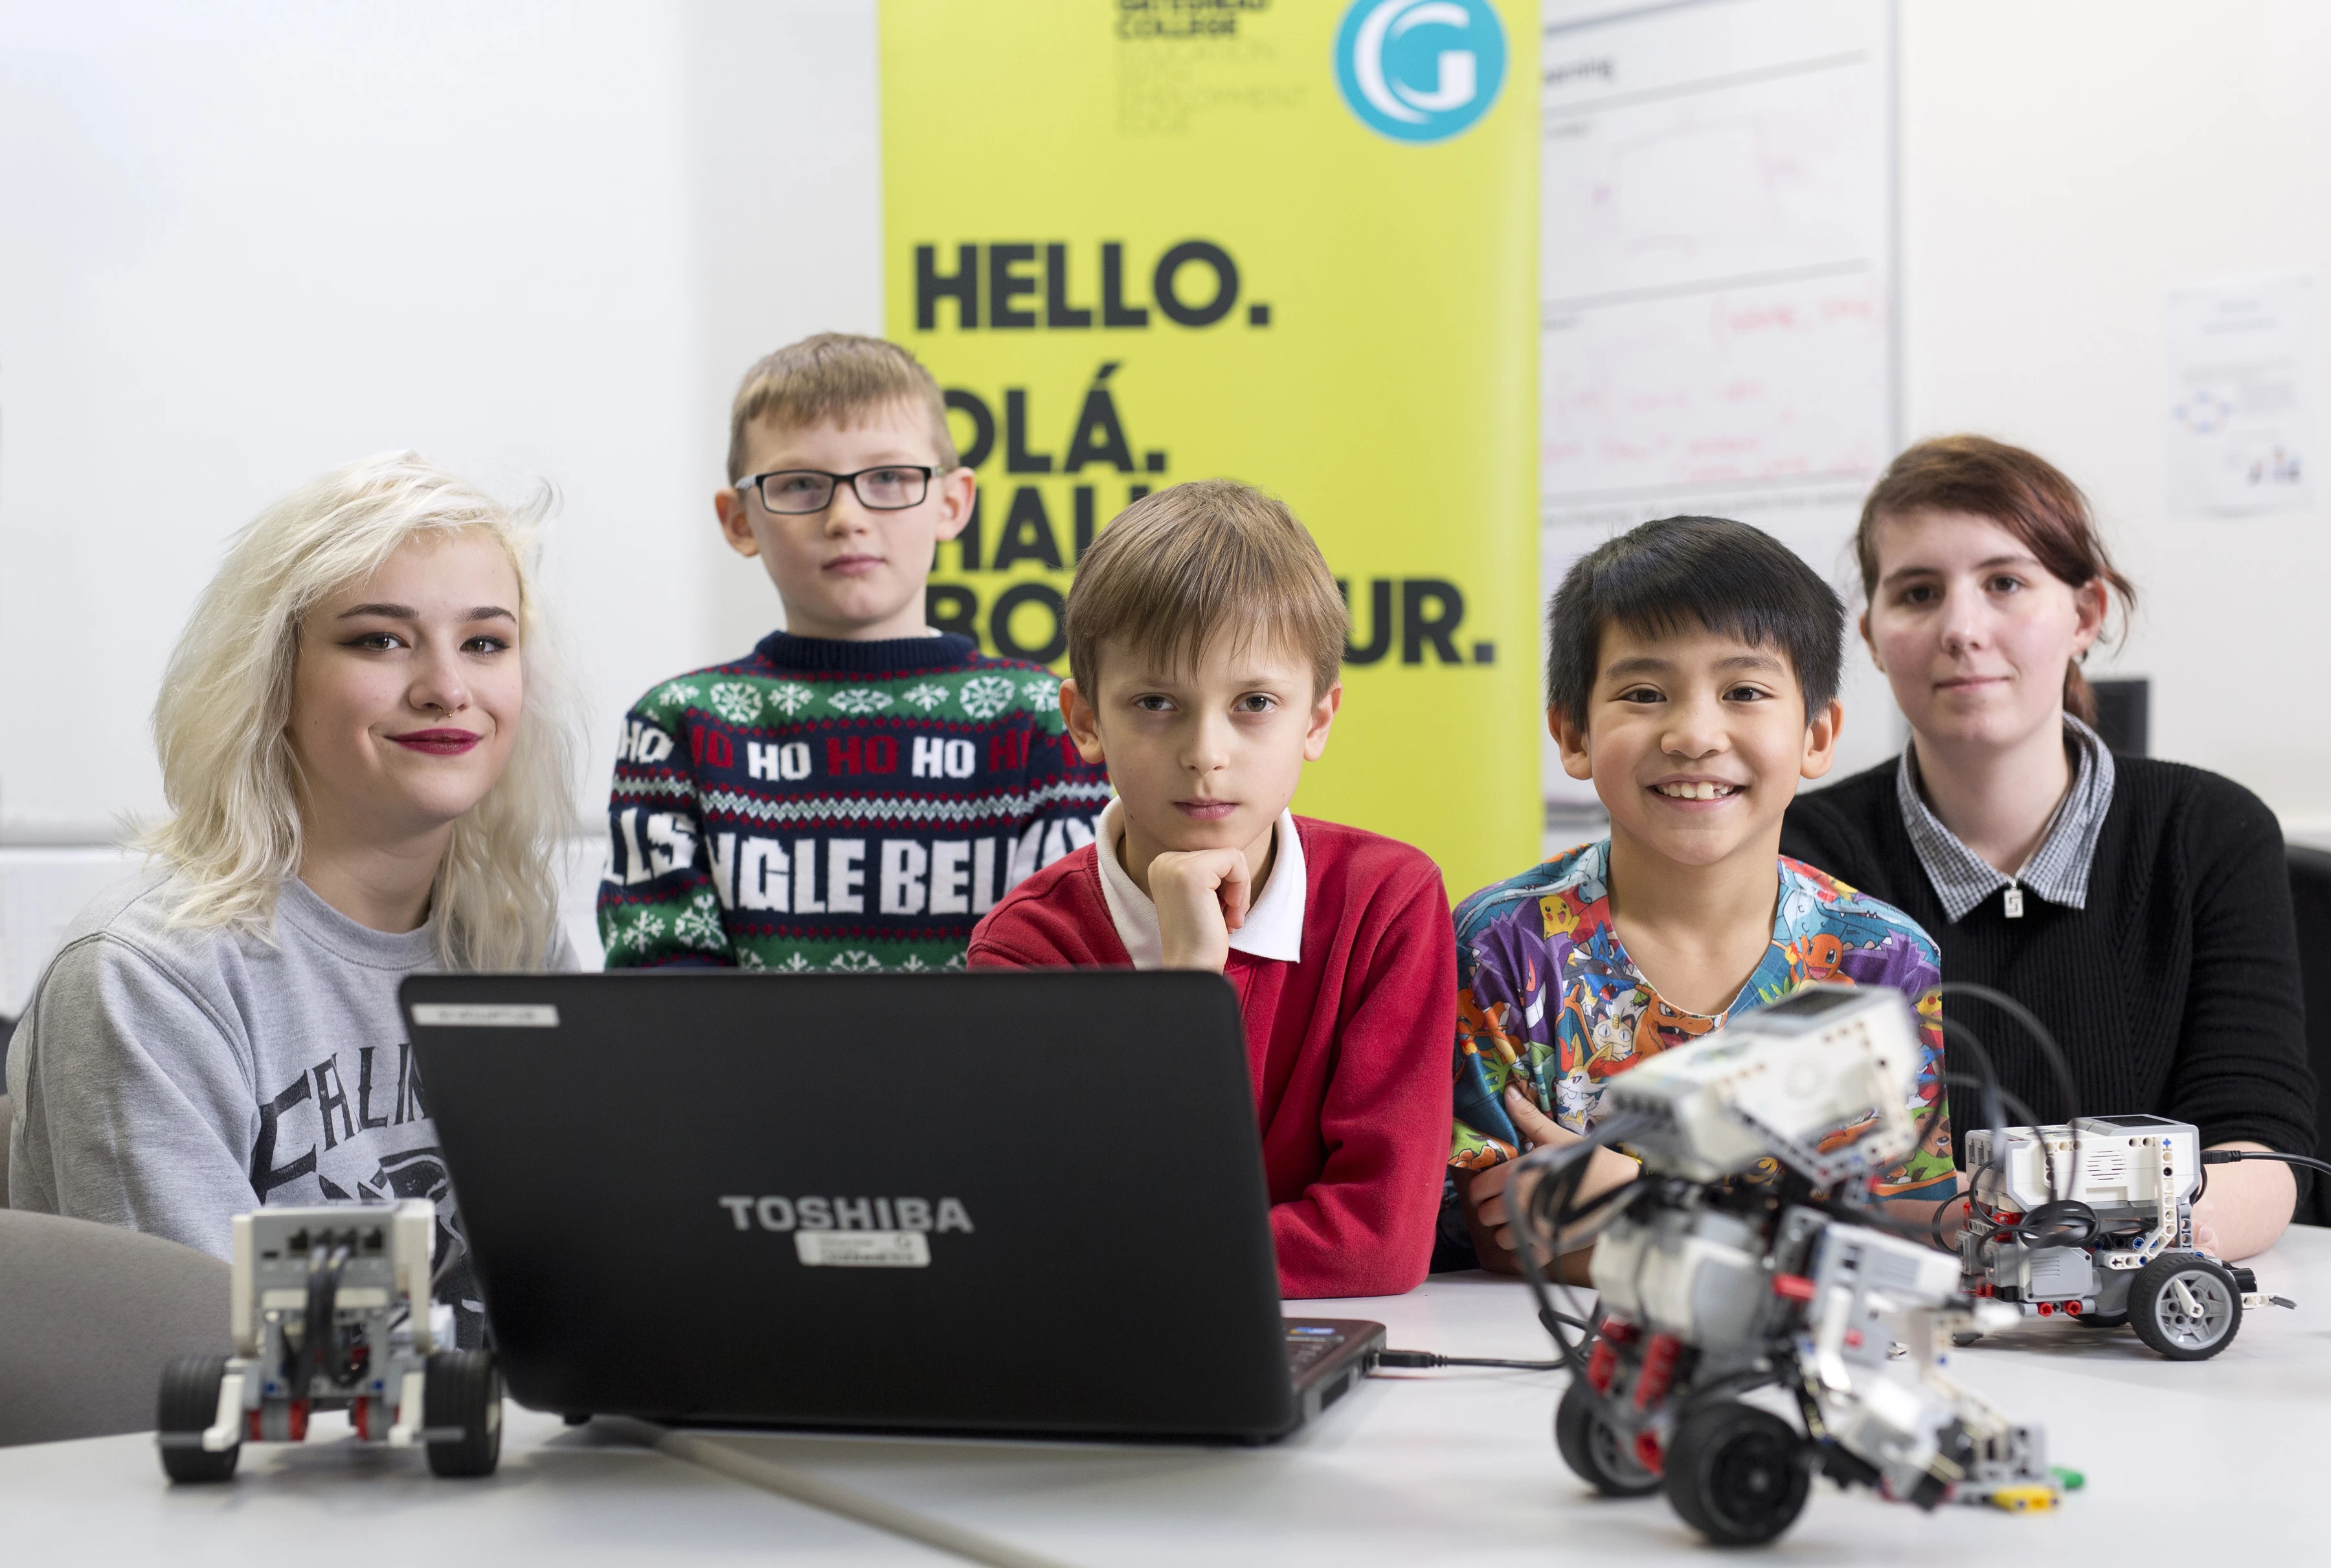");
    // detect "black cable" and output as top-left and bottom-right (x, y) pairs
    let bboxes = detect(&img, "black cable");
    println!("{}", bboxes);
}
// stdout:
(1513, 1158), (1595, 1376)
(1935, 983), (2082, 1129)
(1538, 1304), (1598, 1337)
(1507, 1112), (1656, 1385)
(283, 1239), (324, 1388)
(1936, 1016), (2020, 1201)
(1926, 1186), (1968, 1251)
(1944, 1073), (2039, 1132)
(293, 1234), (352, 1398)
(2202, 1150), (2331, 1179)
(1935, 1008), (2086, 1248)
(2014, 1199), (2099, 1249)
(1937, 981), (2084, 1202)
(1375, 1350), (1562, 1371)
(1932, 1062), (2098, 1246)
